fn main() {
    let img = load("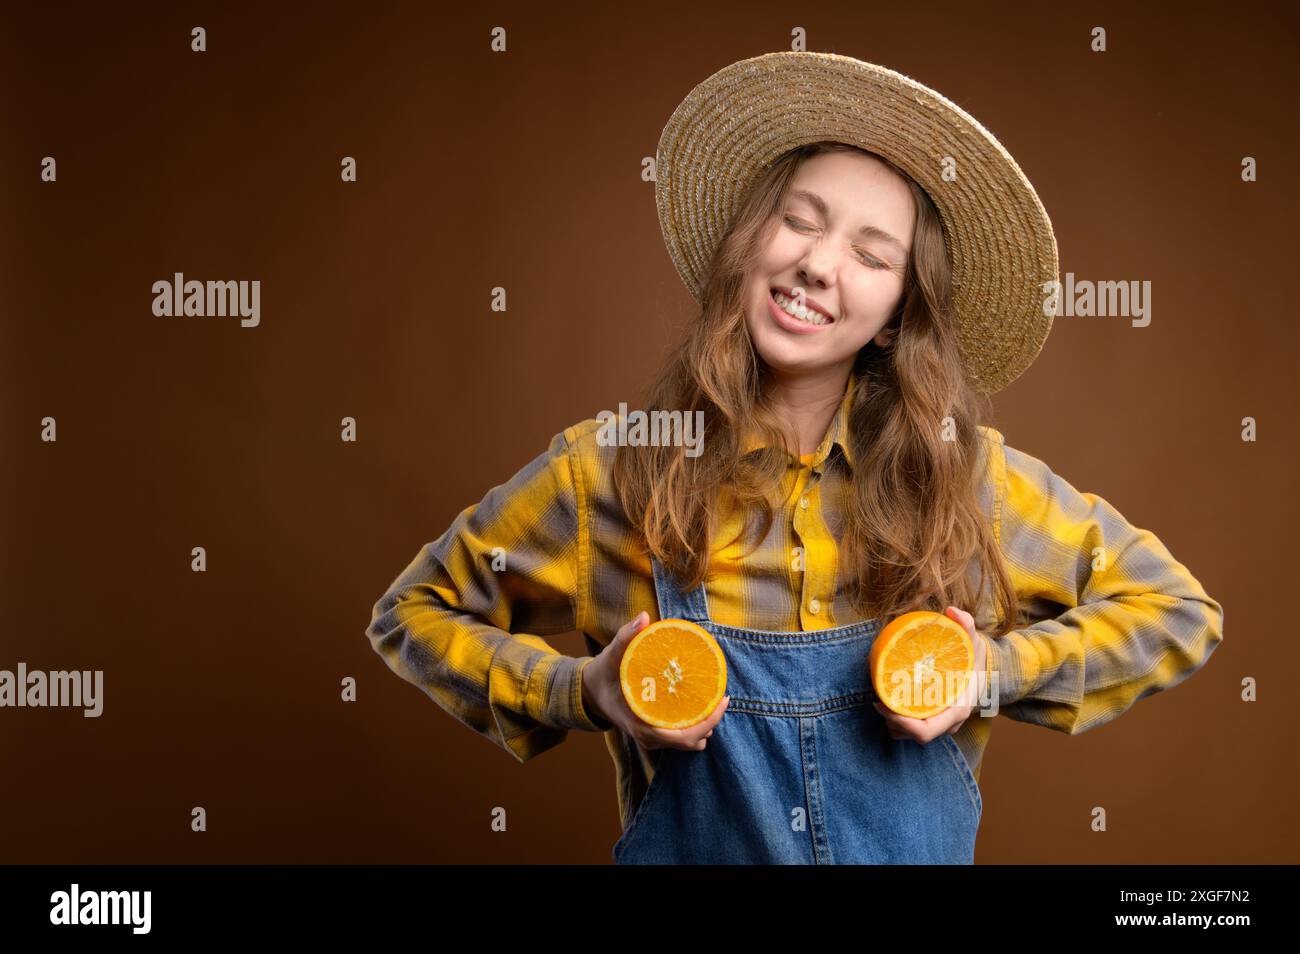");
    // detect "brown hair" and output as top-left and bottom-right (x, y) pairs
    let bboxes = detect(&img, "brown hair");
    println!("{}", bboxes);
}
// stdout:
(613, 141), (1020, 636)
